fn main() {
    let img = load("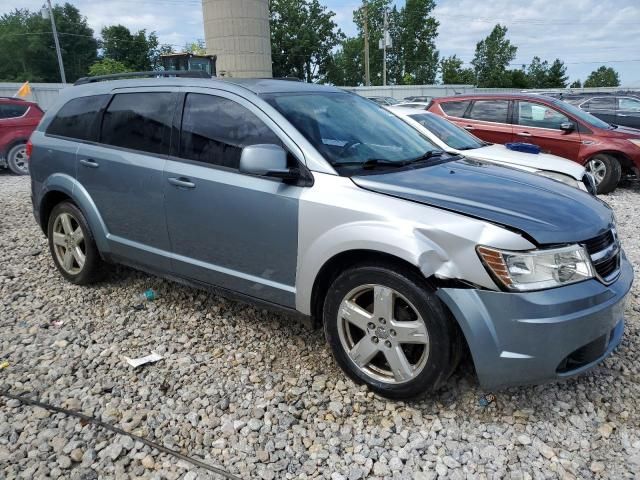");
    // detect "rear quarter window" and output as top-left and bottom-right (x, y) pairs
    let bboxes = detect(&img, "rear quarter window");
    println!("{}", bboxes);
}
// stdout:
(439, 100), (470, 117)
(0, 103), (28, 119)
(47, 95), (109, 141)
